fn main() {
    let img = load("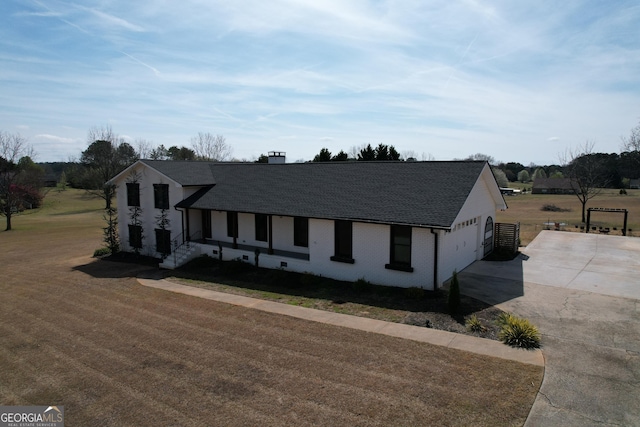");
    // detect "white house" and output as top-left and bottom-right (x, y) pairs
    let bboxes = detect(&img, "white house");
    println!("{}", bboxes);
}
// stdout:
(109, 159), (506, 290)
